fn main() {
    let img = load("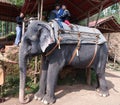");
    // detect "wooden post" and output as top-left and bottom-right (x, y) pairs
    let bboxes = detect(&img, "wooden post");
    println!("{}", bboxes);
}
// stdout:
(22, 21), (25, 36)
(40, 0), (43, 20)
(2, 21), (4, 36)
(37, 0), (40, 20)
(95, 3), (103, 28)
(114, 48), (116, 68)
(10, 22), (13, 32)
(34, 0), (40, 84)
(107, 33), (110, 62)
(34, 0), (44, 84)
(86, 68), (91, 85)
(107, 33), (110, 47)
(87, 12), (90, 26)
